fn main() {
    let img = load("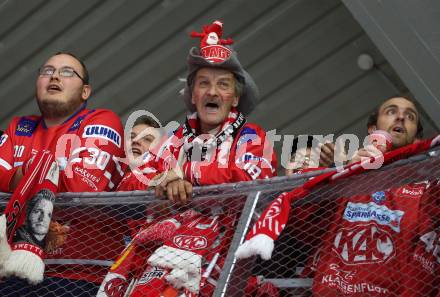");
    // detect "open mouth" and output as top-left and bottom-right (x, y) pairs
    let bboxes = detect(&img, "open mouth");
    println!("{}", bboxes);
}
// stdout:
(205, 102), (219, 113)
(392, 126), (405, 134)
(131, 147), (142, 156)
(47, 84), (62, 93)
